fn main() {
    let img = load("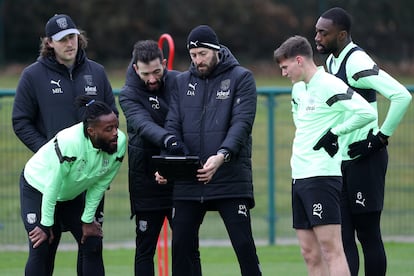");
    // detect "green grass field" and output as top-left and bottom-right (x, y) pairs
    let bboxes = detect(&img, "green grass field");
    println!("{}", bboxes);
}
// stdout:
(1, 243), (414, 275)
